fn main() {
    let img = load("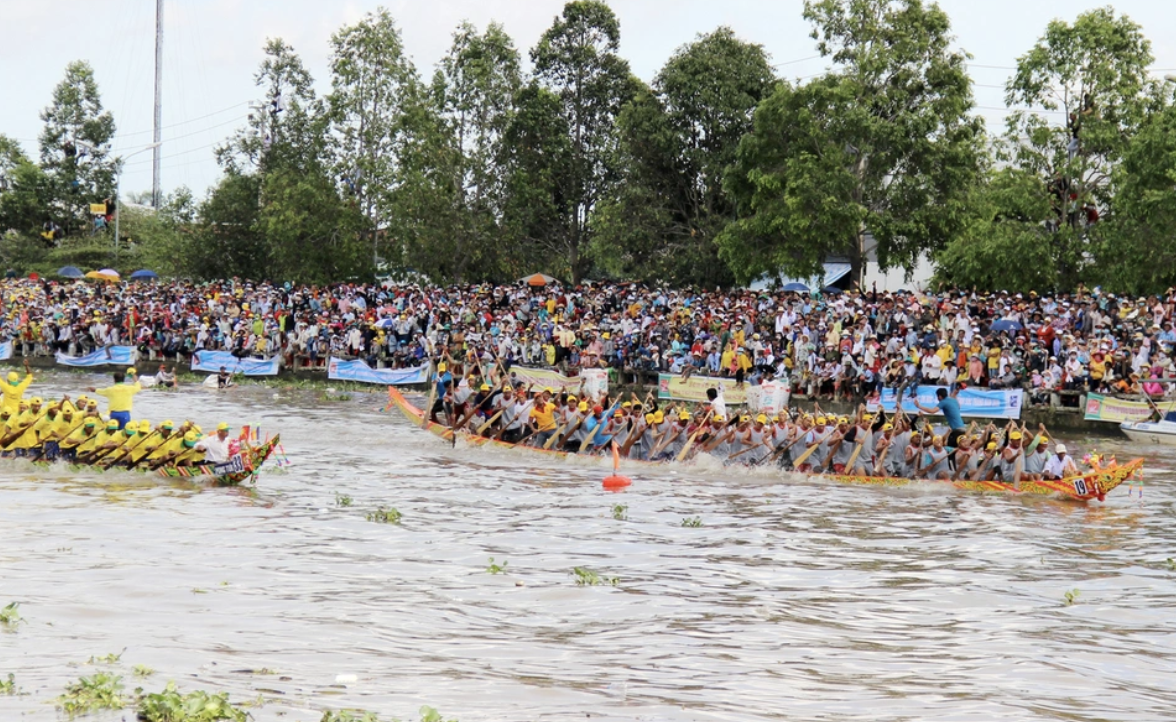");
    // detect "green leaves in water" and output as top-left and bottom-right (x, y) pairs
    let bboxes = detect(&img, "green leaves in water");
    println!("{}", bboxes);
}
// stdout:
(365, 507), (402, 524)
(56, 672), (125, 717)
(335, 492), (354, 507)
(1063, 588), (1081, 606)
(486, 557), (508, 575)
(0, 602), (22, 629)
(87, 649), (125, 664)
(138, 681), (249, 721)
(571, 566), (619, 587)
(1, 673), (16, 695)
(611, 504), (628, 521)
(681, 516), (703, 528)
(320, 706), (458, 722)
